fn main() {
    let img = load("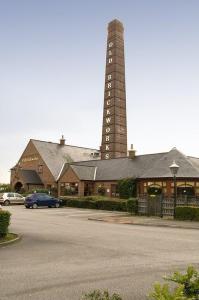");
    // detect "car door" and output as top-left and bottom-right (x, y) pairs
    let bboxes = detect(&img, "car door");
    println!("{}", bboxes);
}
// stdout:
(36, 194), (44, 207)
(14, 193), (24, 204)
(7, 193), (15, 204)
(43, 195), (52, 207)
